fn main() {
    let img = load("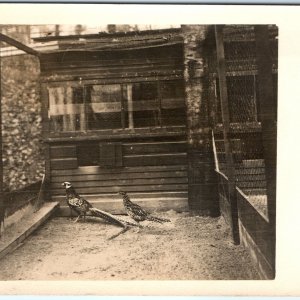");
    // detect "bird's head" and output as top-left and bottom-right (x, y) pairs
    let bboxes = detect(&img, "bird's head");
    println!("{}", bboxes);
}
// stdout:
(62, 181), (72, 189)
(118, 191), (127, 196)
